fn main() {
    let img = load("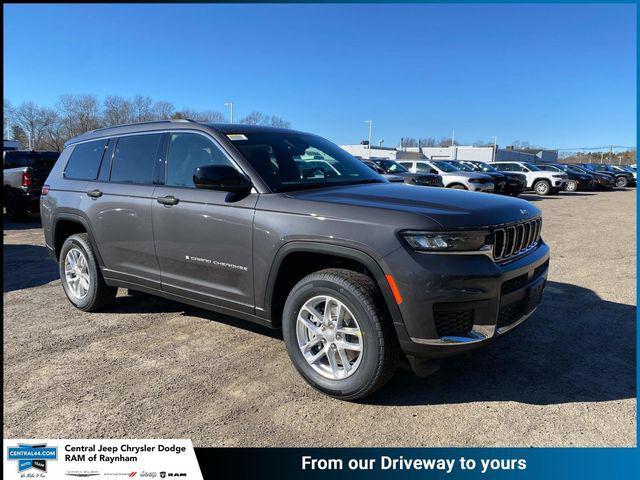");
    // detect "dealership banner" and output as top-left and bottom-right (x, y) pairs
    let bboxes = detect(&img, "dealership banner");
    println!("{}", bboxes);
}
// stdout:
(3, 439), (203, 479)
(4, 442), (639, 478)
